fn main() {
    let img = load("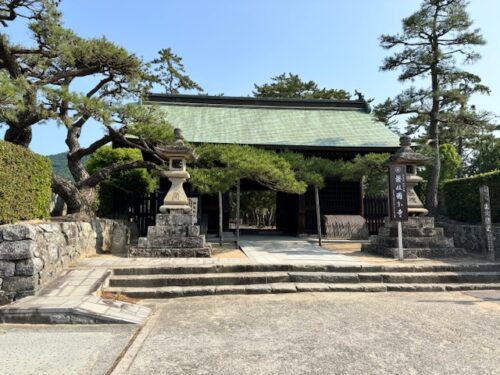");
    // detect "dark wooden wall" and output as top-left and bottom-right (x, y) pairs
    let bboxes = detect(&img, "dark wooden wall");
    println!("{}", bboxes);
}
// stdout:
(276, 178), (362, 235)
